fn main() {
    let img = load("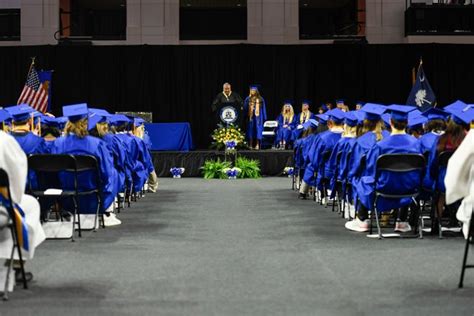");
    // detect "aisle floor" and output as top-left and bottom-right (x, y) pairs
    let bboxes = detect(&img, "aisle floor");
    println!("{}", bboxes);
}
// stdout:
(3, 178), (474, 316)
